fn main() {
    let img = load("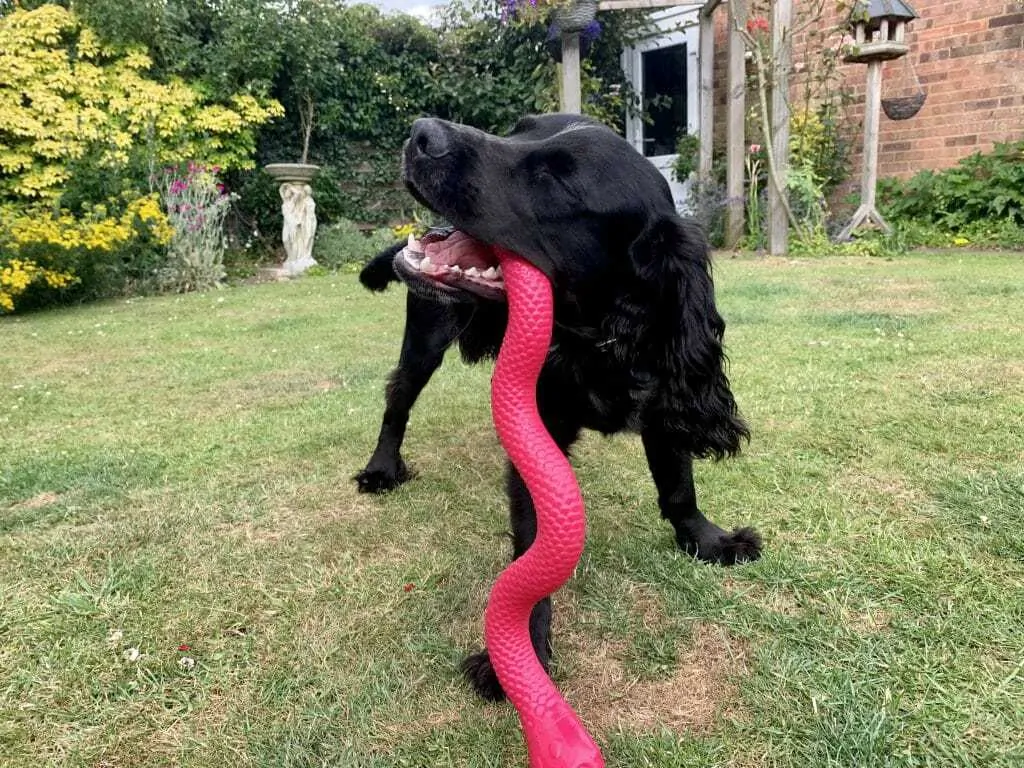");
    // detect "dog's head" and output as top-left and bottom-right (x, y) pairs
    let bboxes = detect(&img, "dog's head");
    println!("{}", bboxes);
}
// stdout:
(397, 114), (679, 302)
